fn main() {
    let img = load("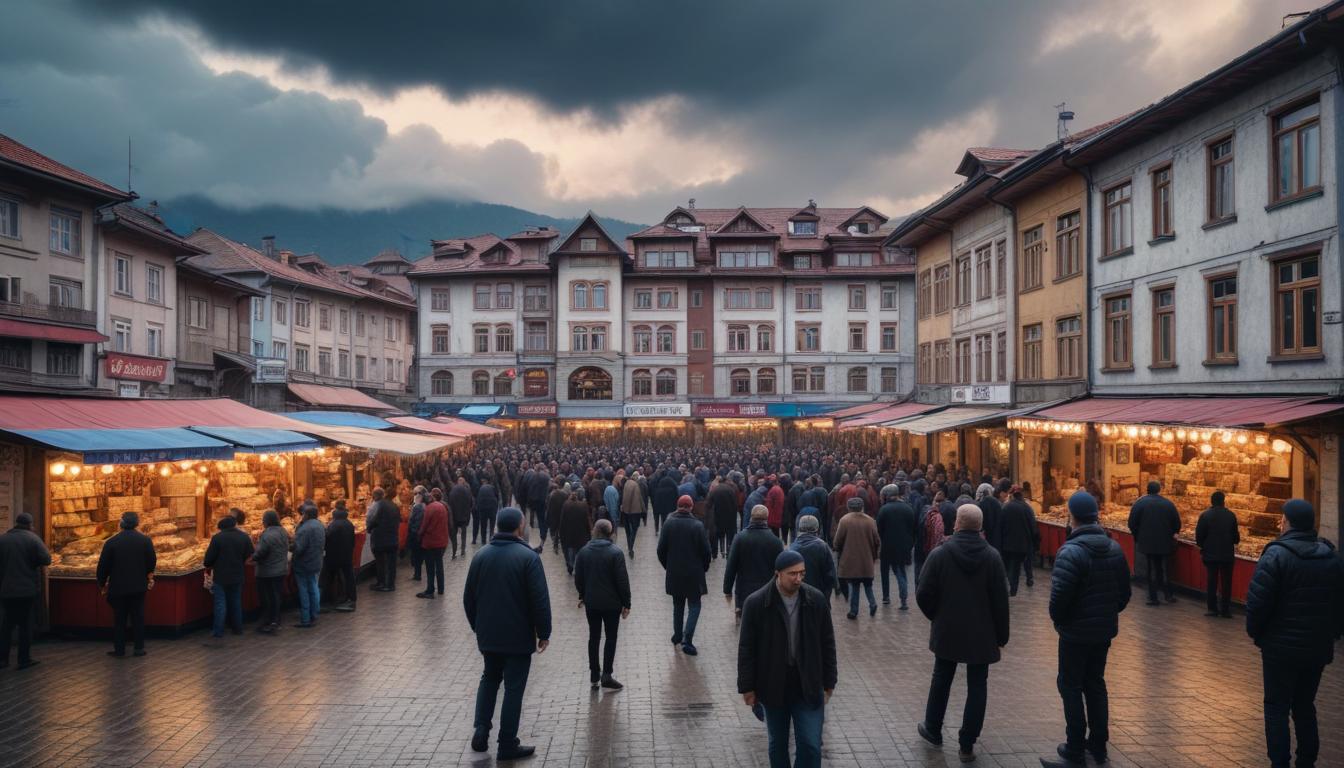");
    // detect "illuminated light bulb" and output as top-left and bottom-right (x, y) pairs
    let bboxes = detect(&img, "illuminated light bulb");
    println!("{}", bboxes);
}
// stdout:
(1271, 439), (1291, 453)
(49, 462), (66, 477)
(101, 464), (114, 475)
(1254, 434), (1267, 445)
(1200, 443), (1213, 455)
(1125, 426), (1139, 439)
(197, 465), (209, 474)
(1161, 431), (1174, 442)
(1199, 431), (1211, 442)
(1100, 425), (1112, 437)
(1236, 434), (1248, 445)
(1175, 429), (1187, 442)
(68, 464), (82, 477)
(278, 458), (288, 468)
(159, 466), (171, 477)
(146, 463), (156, 472)
(1220, 431), (1233, 444)
(178, 460), (193, 470)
